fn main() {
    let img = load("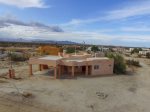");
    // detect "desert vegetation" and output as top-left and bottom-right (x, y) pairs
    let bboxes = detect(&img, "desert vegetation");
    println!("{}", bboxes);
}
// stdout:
(8, 53), (29, 62)
(146, 52), (150, 58)
(106, 53), (126, 74)
(131, 48), (142, 54)
(91, 45), (99, 52)
(126, 59), (141, 67)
